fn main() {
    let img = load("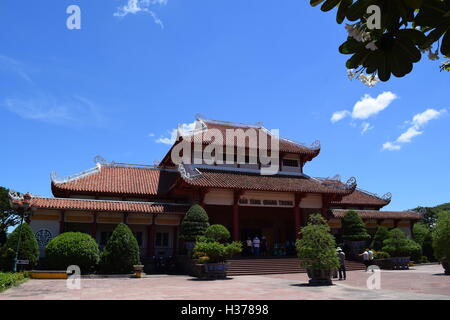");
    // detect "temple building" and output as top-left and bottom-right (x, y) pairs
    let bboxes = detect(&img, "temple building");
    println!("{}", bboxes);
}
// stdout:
(10, 117), (421, 257)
